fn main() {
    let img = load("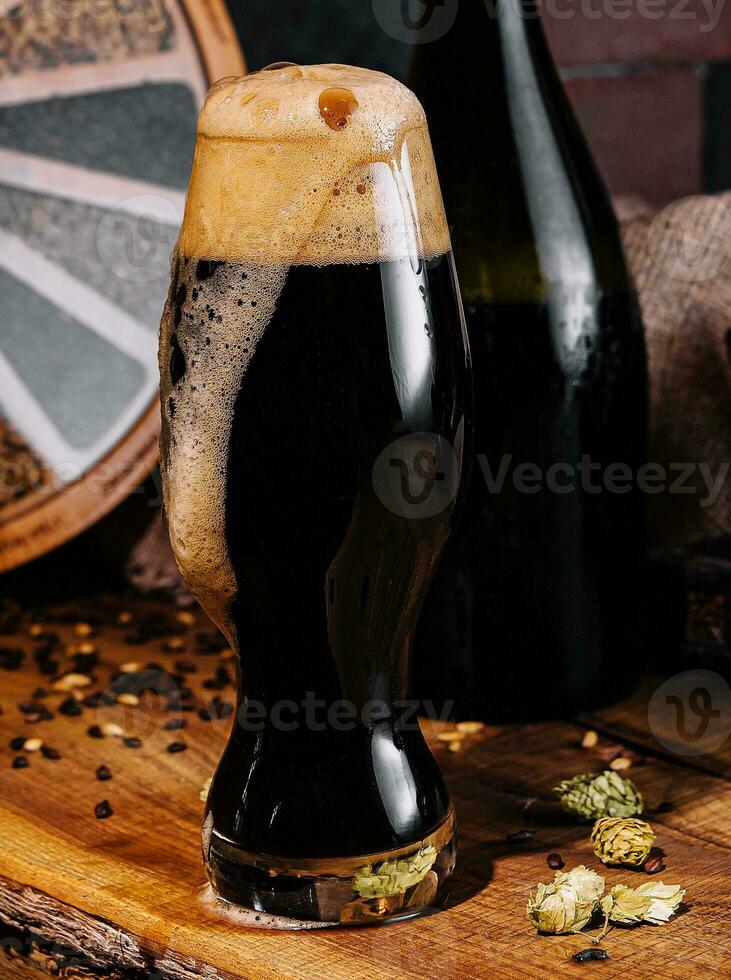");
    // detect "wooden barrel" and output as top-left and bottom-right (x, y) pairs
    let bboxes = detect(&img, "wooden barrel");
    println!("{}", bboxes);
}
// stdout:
(0, 0), (245, 572)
